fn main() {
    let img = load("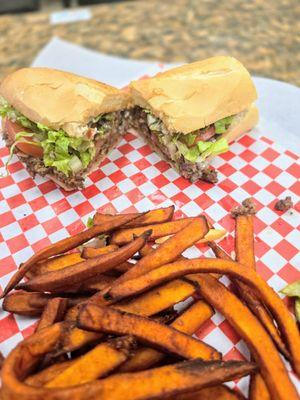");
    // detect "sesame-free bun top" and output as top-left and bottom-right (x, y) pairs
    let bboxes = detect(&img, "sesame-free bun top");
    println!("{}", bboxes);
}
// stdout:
(130, 56), (257, 134)
(0, 68), (131, 136)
